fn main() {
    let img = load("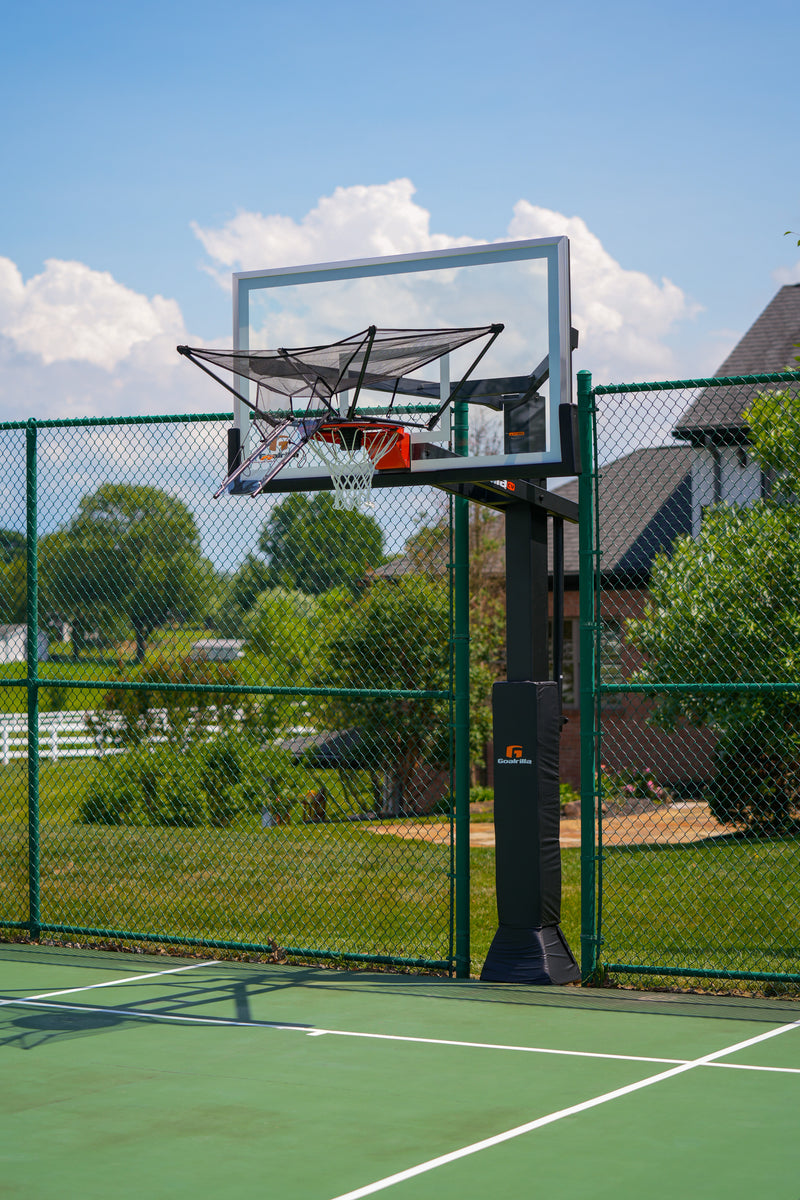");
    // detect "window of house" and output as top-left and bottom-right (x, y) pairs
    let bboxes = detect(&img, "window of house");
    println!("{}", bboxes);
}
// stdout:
(549, 618), (579, 707)
(599, 617), (626, 687)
